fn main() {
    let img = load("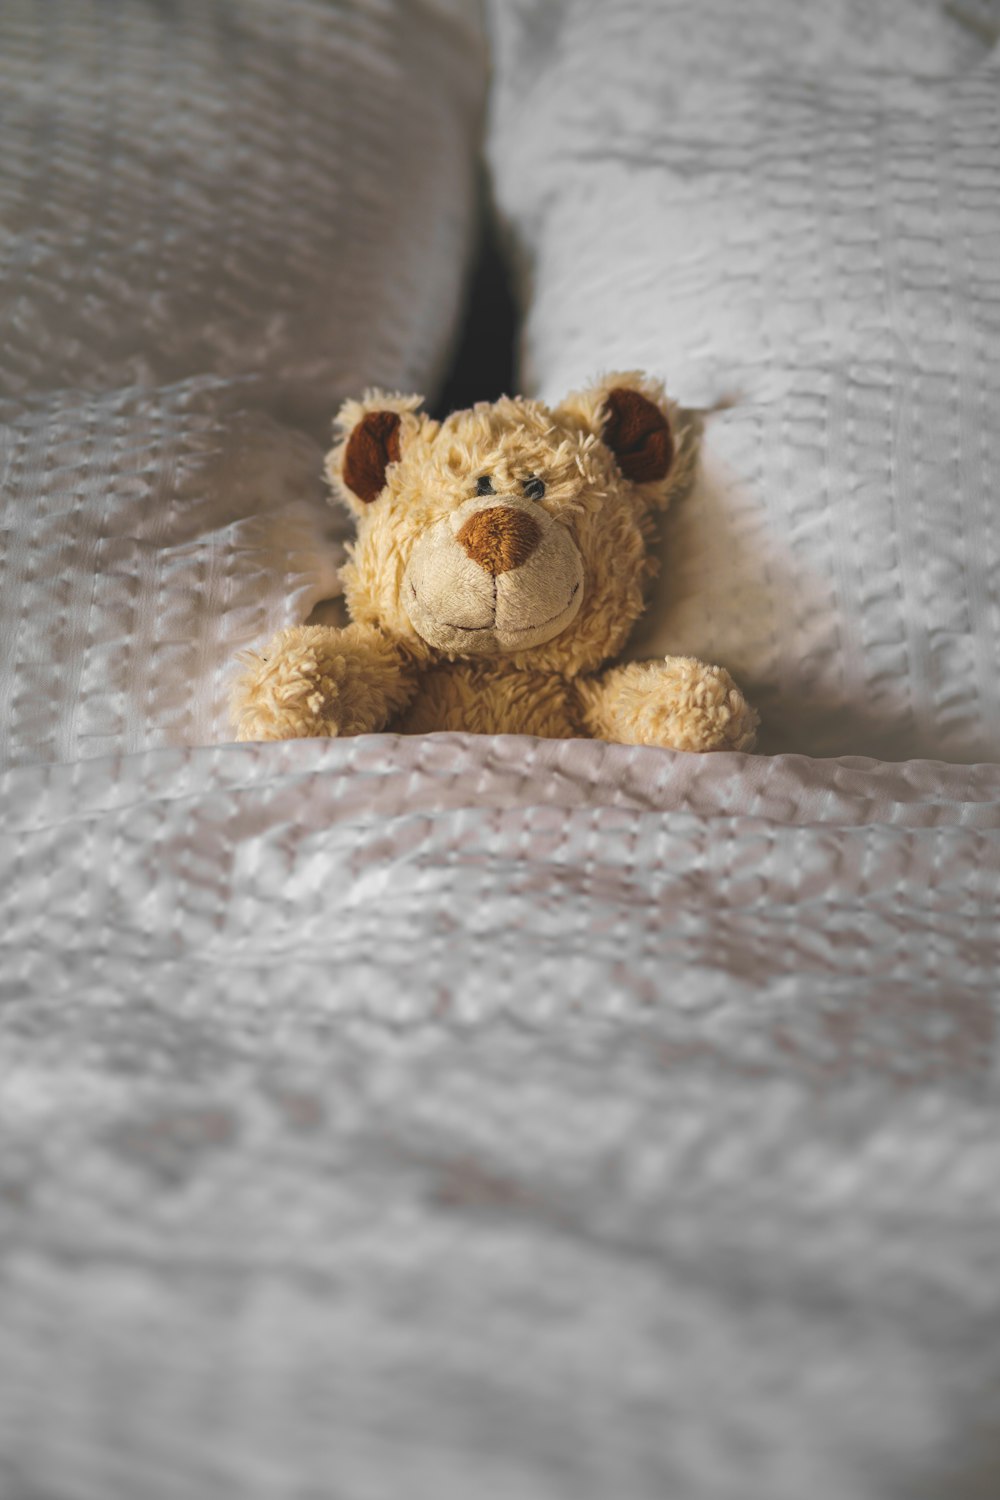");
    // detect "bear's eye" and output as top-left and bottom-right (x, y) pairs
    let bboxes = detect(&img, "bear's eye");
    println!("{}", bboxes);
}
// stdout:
(523, 476), (545, 501)
(475, 475), (495, 496)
